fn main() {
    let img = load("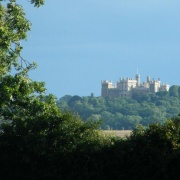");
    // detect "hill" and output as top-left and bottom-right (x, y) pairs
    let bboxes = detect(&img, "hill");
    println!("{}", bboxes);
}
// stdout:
(57, 85), (180, 130)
